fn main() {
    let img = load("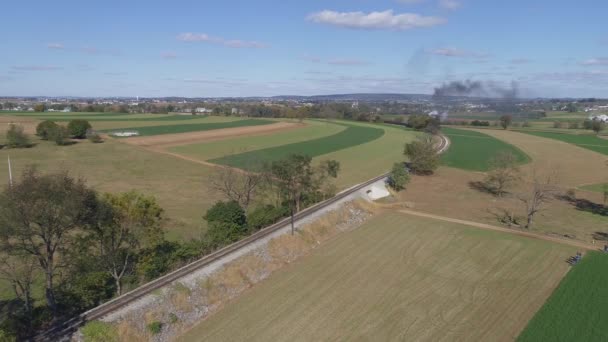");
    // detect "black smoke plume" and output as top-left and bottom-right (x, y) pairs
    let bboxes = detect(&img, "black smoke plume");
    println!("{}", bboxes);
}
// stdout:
(434, 80), (518, 99)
